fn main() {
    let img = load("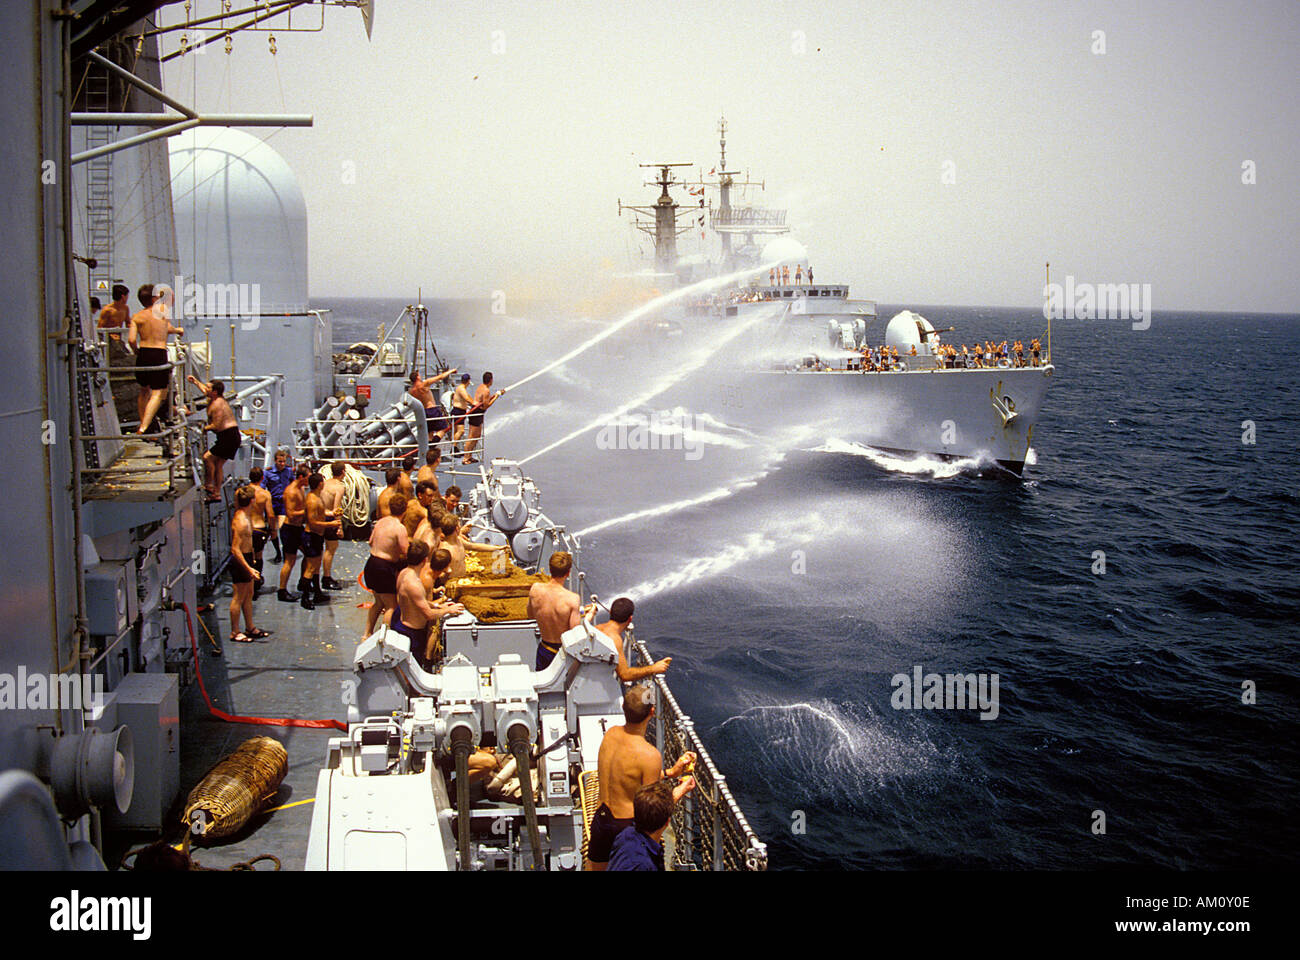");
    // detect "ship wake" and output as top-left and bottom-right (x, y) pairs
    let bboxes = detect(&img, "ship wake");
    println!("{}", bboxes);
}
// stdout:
(813, 438), (990, 478)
